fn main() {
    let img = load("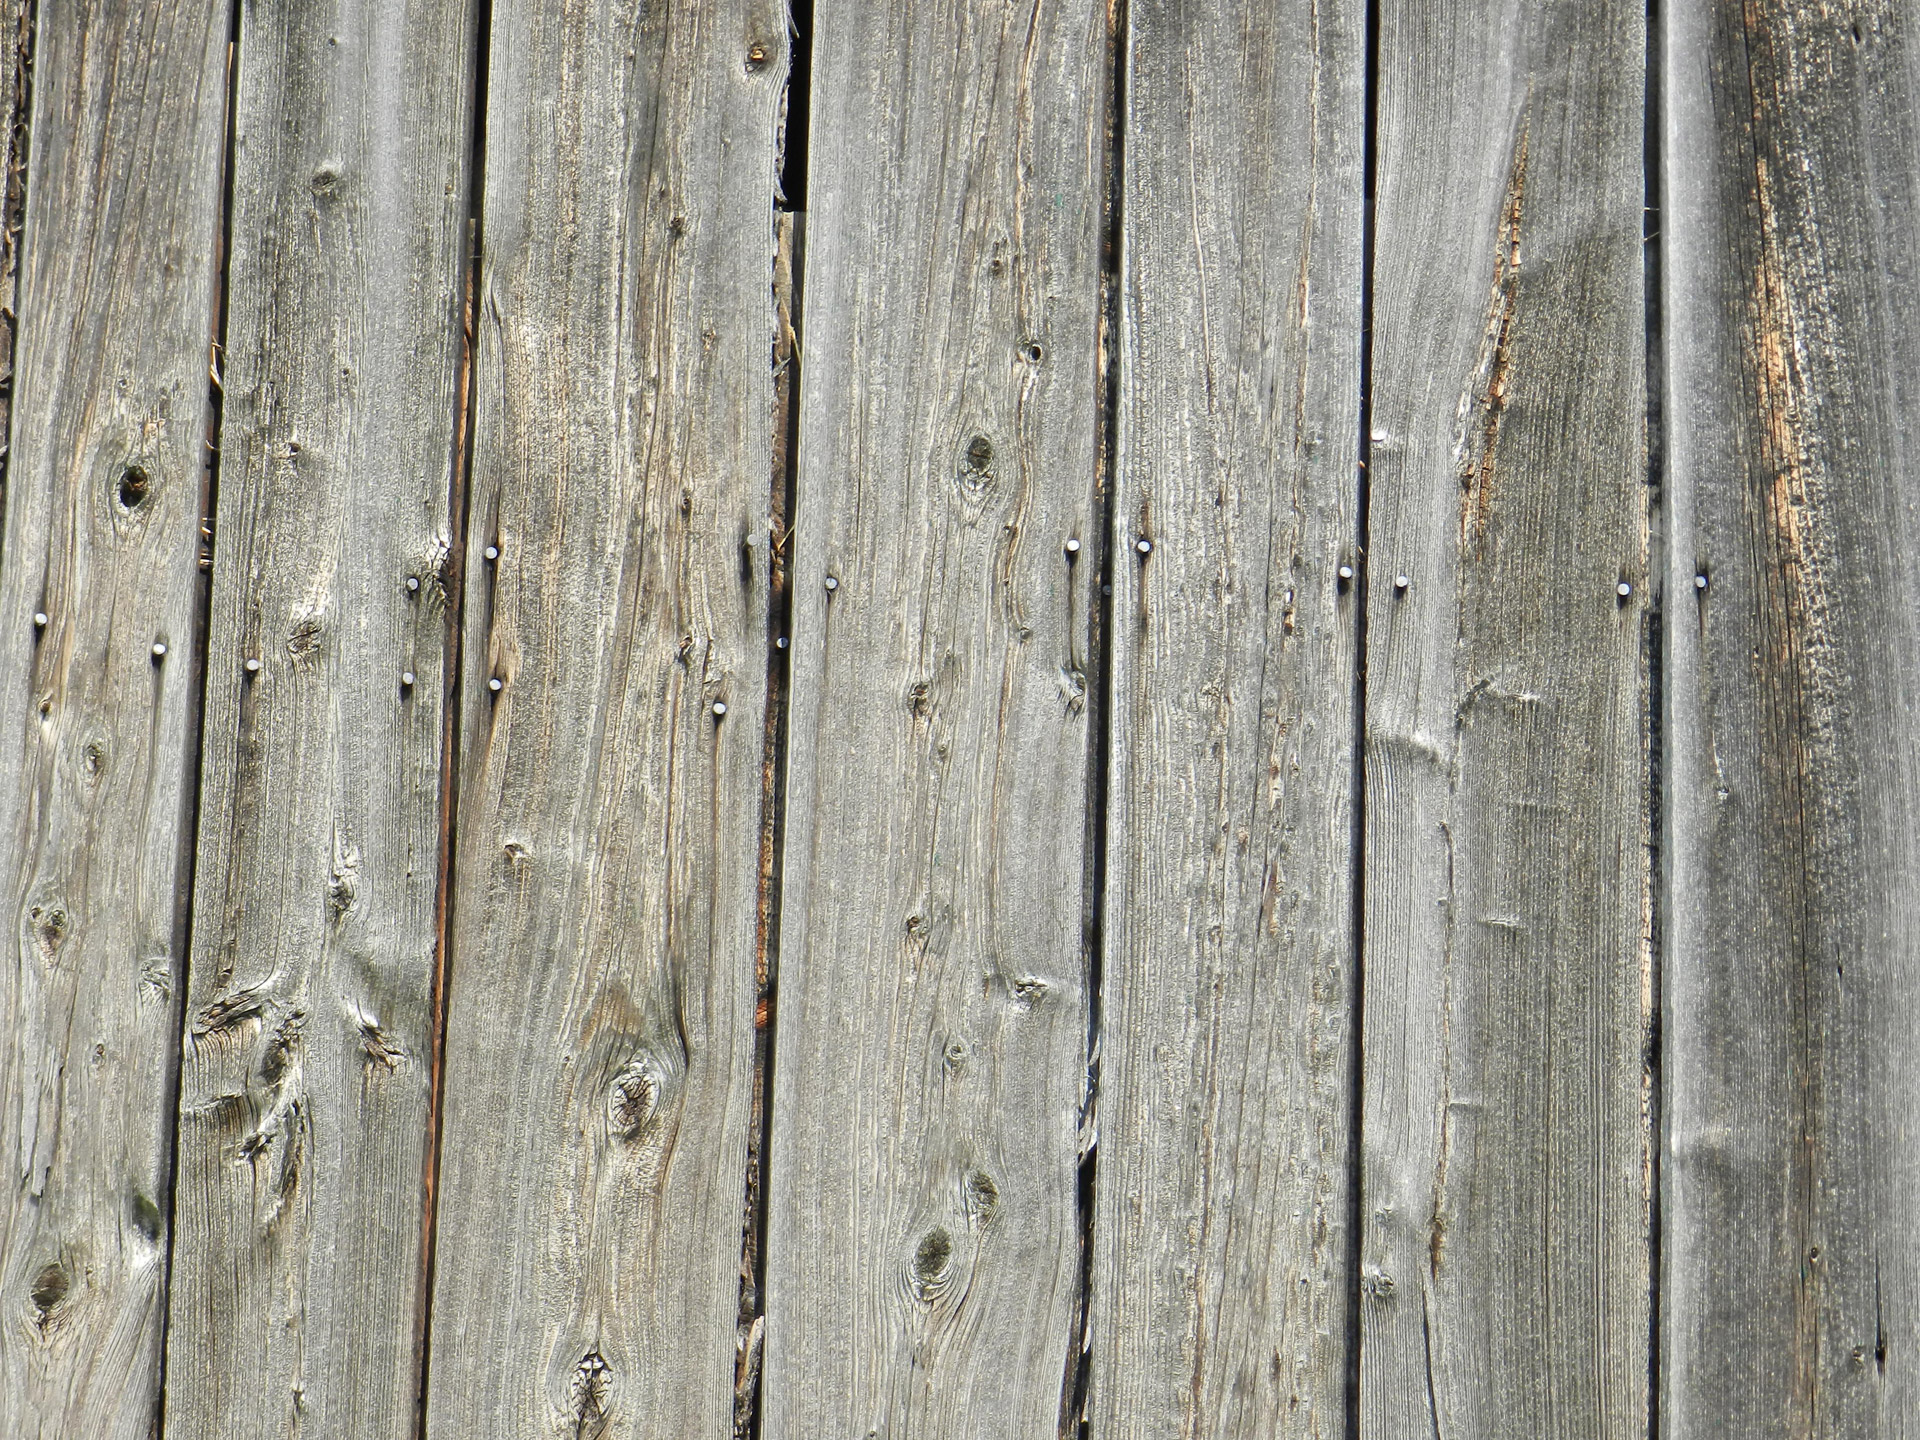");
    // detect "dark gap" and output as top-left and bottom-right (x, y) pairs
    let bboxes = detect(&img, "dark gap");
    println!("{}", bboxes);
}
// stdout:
(741, 13), (810, 1432)
(414, 0), (491, 1431)
(1346, 0), (1382, 1433)
(739, 200), (802, 1440)
(1643, 0), (1666, 1432)
(778, 0), (812, 209)
(1061, 2), (1126, 1436)
(0, 0), (36, 556)
(153, 0), (244, 1433)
